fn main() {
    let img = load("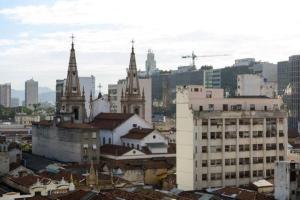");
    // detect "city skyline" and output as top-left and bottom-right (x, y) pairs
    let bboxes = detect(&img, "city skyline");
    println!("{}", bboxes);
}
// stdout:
(1, 0), (300, 91)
